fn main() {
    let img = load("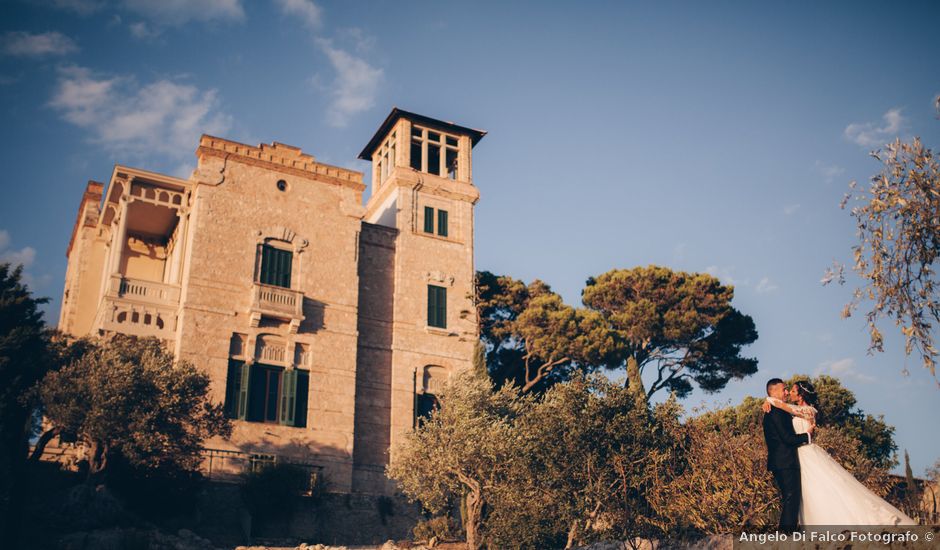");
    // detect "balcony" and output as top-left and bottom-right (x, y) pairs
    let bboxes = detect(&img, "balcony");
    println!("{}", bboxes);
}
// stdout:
(249, 283), (305, 333)
(94, 275), (179, 340)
